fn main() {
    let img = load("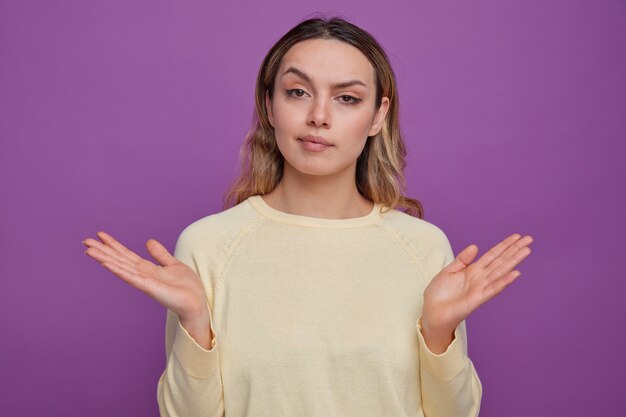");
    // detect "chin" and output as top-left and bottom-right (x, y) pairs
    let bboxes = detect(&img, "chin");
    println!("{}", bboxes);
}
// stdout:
(283, 159), (333, 177)
(287, 158), (355, 178)
(294, 166), (336, 177)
